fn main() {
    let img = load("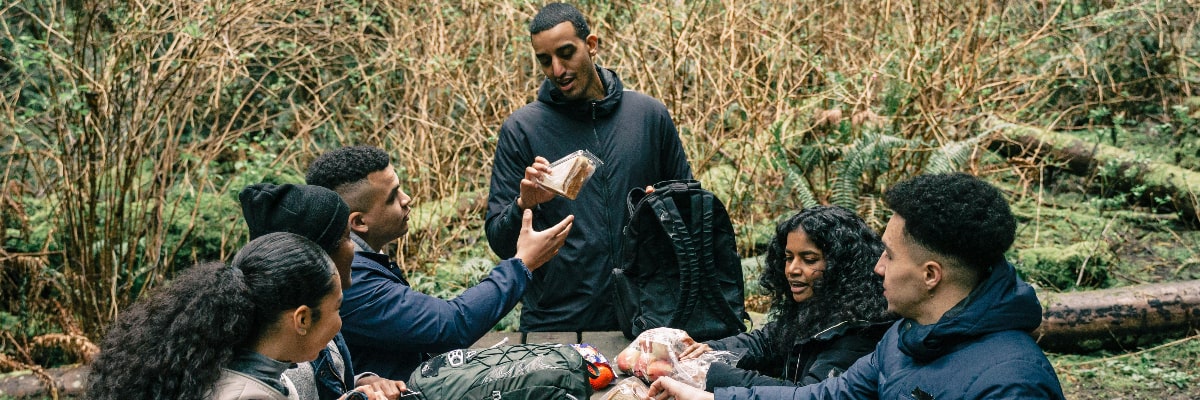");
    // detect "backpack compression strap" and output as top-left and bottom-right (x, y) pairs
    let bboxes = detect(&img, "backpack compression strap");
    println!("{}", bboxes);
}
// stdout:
(643, 180), (707, 327)
(646, 183), (746, 335)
